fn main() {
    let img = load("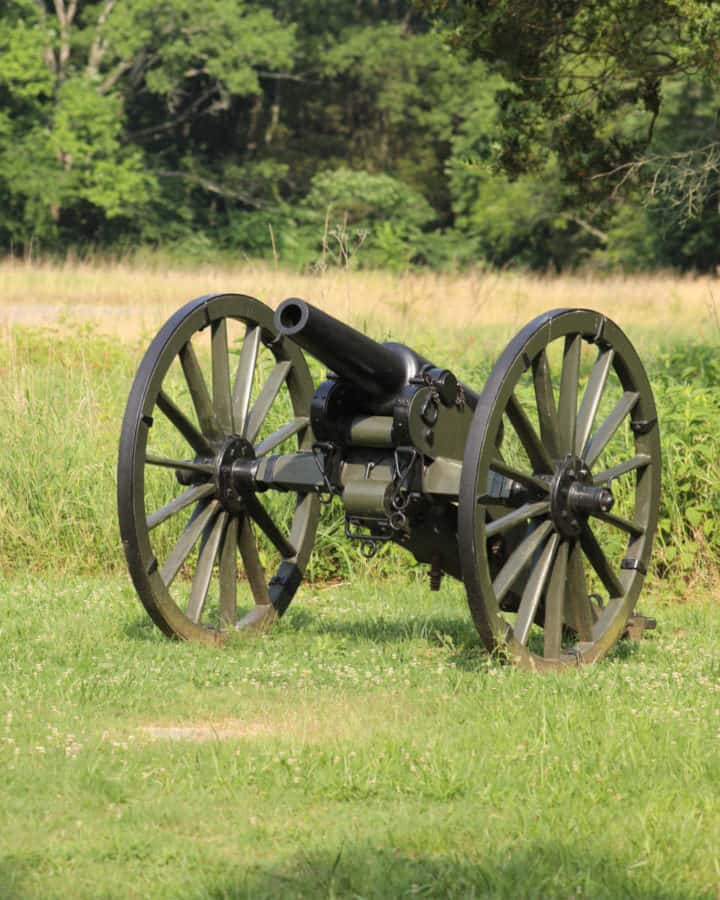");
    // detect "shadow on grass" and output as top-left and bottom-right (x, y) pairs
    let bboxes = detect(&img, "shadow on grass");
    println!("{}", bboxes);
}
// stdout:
(282, 608), (650, 672)
(607, 637), (642, 662)
(286, 606), (485, 648)
(123, 615), (169, 643)
(123, 601), (647, 673)
(199, 842), (699, 899)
